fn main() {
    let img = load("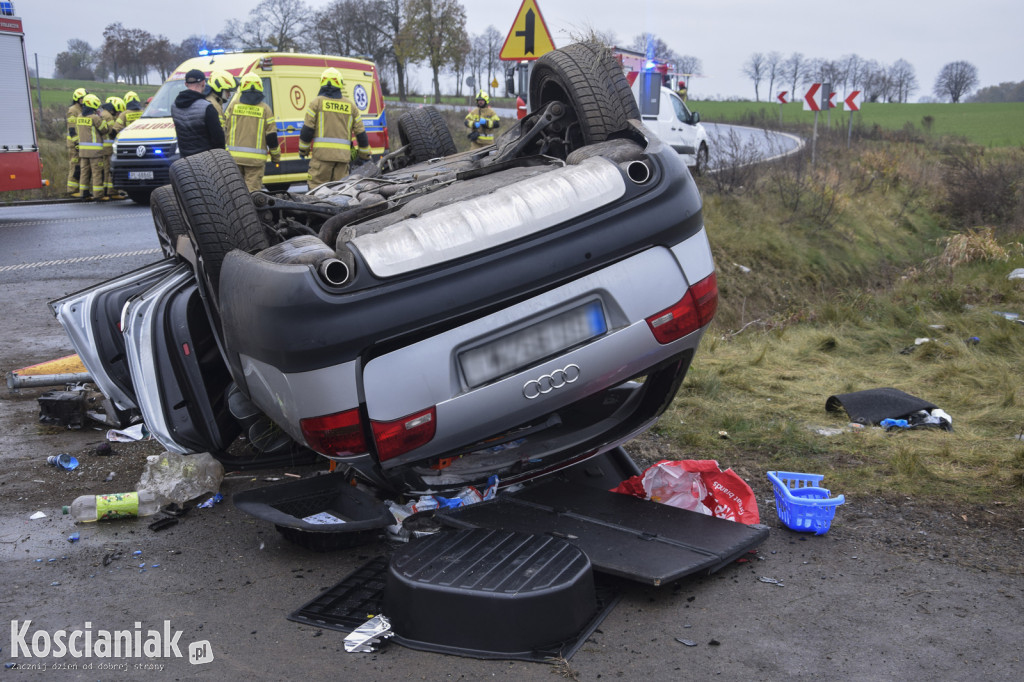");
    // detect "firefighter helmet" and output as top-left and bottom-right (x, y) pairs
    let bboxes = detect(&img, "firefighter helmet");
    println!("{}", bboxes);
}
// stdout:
(82, 94), (101, 109)
(239, 73), (263, 92)
(106, 96), (126, 112)
(123, 91), (140, 105)
(475, 90), (489, 106)
(209, 70), (236, 93)
(72, 87), (87, 103)
(320, 67), (344, 88)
